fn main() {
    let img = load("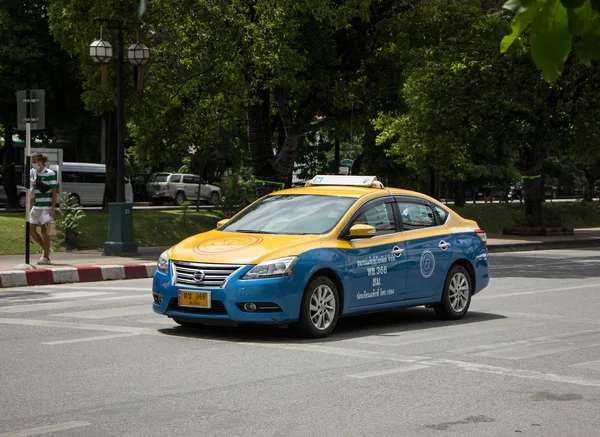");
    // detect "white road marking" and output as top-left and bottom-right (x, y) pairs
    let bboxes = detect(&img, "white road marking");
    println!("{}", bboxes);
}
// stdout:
(347, 364), (430, 378)
(1, 291), (113, 303)
(247, 342), (430, 362)
(573, 360), (600, 372)
(474, 331), (600, 360)
(0, 421), (90, 437)
(2, 317), (600, 387)
(477, 283), (600, 300)
(43, 333), (140, 345)
(0, 295), (146, 314)
(0, 318), (164, 336)
(54, 304), (151, 319)
(422, 358), (600, 388)
(13, 286), (149, 292)
(452, 329), (600, 355)
(340, 319), (540, 347)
